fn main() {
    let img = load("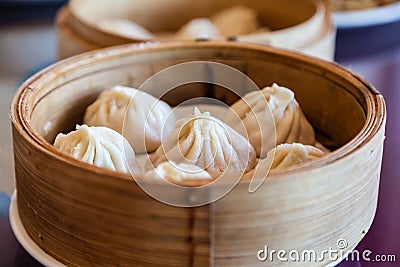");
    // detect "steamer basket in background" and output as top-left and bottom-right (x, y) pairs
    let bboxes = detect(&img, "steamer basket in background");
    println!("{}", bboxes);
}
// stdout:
(10, 42), (385, 266)
(332, 1), (400, 58)
(56, 0), (336, 60)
